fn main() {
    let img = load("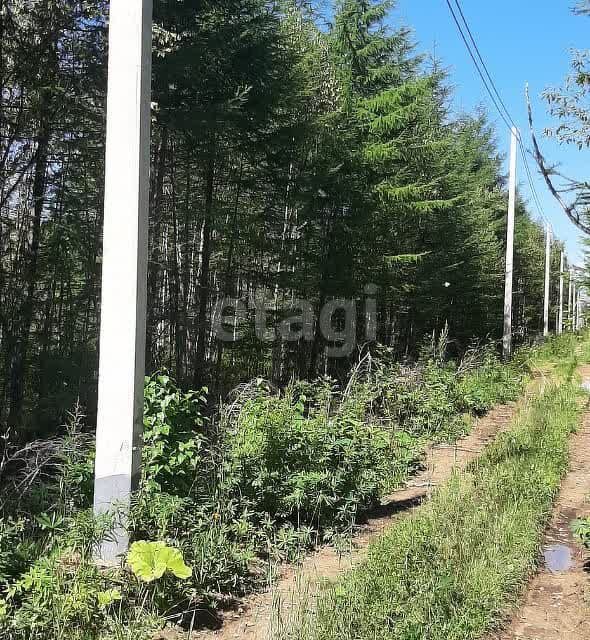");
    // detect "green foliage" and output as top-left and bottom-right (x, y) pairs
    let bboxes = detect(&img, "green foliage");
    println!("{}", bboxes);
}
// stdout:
(0, 508), (121, 640)
(224, 381), (394, 531)
(96, 589), (122, 609)
(127, 541), (191, 582)
(0, 405), (95, 520)
(528, 332), (580, 362)
(0, 339), (552, 639)
(383, 362), (468, 440)
(3, 0), (578, 636)
(281, 379), (582, 640)
(456, 355), (522, 415)
(6, 553), (108, 638)
(131, 345), (525, 607)
(0, 518), (33, 586)
(2, 0), (562, 434)
(571, 517), (590, 548)
(142, 373), (209, 495)
(380, 346), (524, 439)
